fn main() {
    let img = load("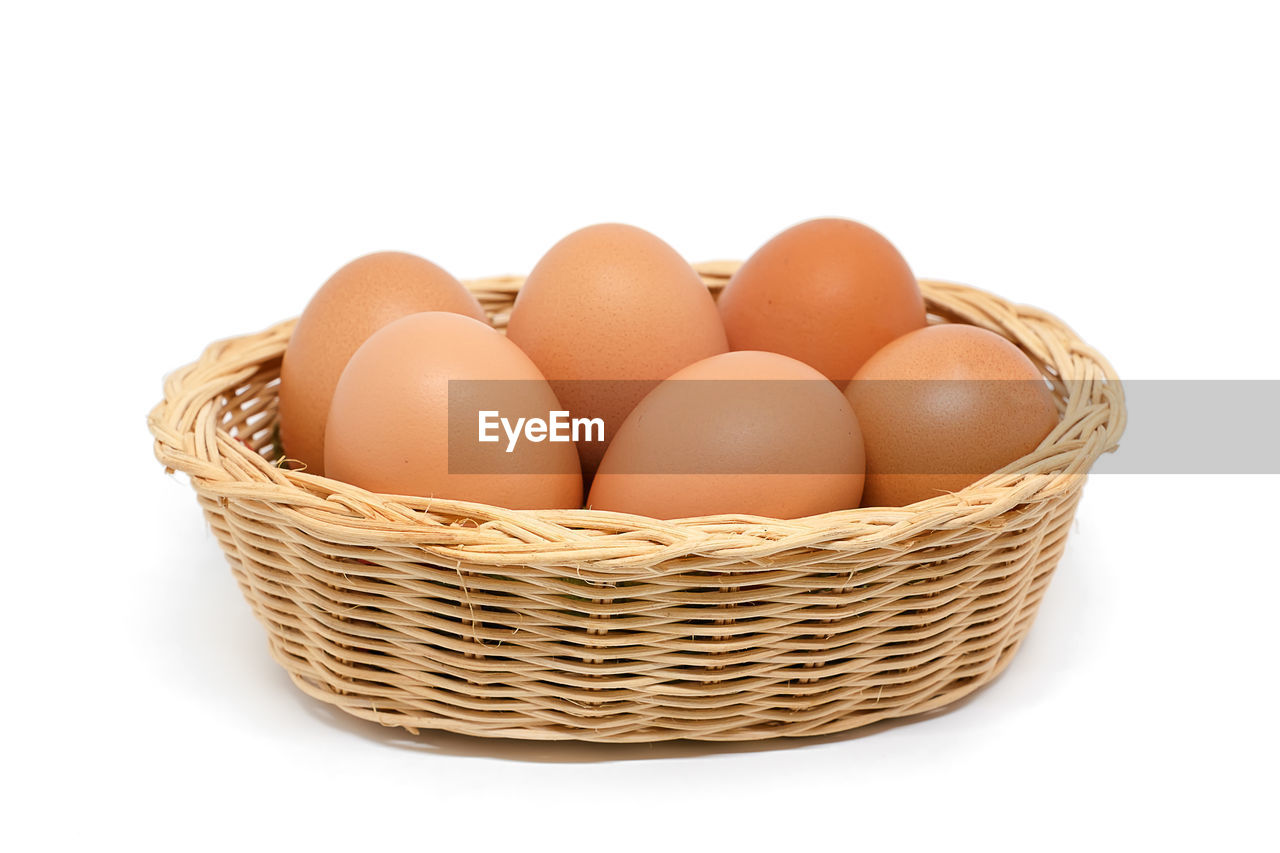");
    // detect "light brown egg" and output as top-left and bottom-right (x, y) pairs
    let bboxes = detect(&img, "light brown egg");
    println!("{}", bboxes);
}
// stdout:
(506, 224), (728, 479)
(588, 351), (864, 519)
(324, 312), (582, 509)
(278, 251), (487, 476)
(844, 324), (1060, 507)
(718, 218), (926, 387)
